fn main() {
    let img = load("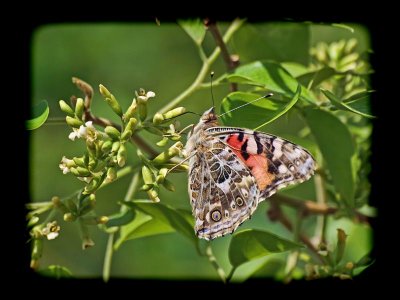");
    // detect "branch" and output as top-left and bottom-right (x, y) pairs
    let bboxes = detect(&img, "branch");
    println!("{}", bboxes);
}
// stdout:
(159, 18), (245, 114)
(271, 194), (369, 223)
(204, 19), (240, 91)
(267, 199), (326, 264)
(71, 77), (158, 157)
